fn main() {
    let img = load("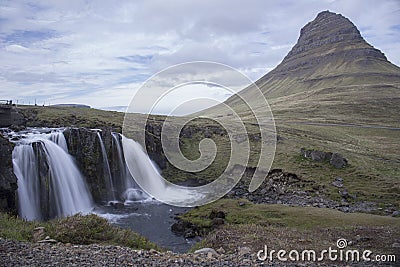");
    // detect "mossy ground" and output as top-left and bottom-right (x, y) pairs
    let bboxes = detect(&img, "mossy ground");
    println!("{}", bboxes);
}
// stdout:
(182, 199), (399, 255)
(182, 199), (398, 230)
(0, 212), (159, 250)
(17, 105), (124, 129)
